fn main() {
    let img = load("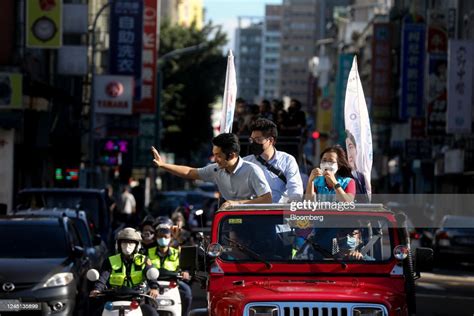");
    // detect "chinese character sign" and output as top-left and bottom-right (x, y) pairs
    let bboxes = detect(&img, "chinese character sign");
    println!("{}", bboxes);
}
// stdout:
(426, 10), (448, 136)
(372, 23), (392, 119)
(110, 0), (144, 101)
(134, 0), (158, 113)
(400, 22), (425, 120)
(447, 40), (473, 134)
